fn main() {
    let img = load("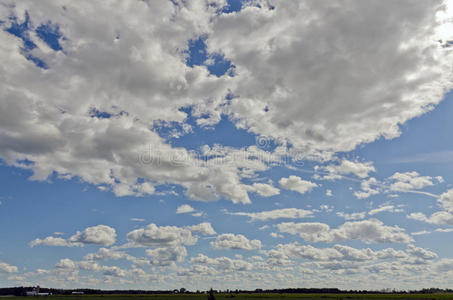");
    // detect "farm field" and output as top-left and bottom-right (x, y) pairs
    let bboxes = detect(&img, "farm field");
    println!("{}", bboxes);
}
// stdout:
(6, 294), (453, 300)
